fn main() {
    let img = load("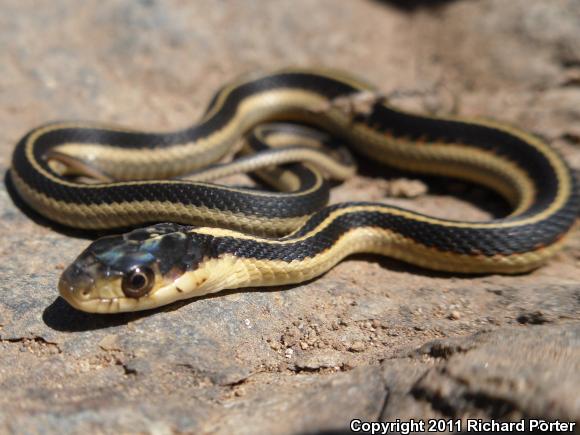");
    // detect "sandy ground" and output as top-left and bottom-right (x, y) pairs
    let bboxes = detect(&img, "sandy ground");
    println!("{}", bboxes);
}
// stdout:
(0, 1), (579, 433)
